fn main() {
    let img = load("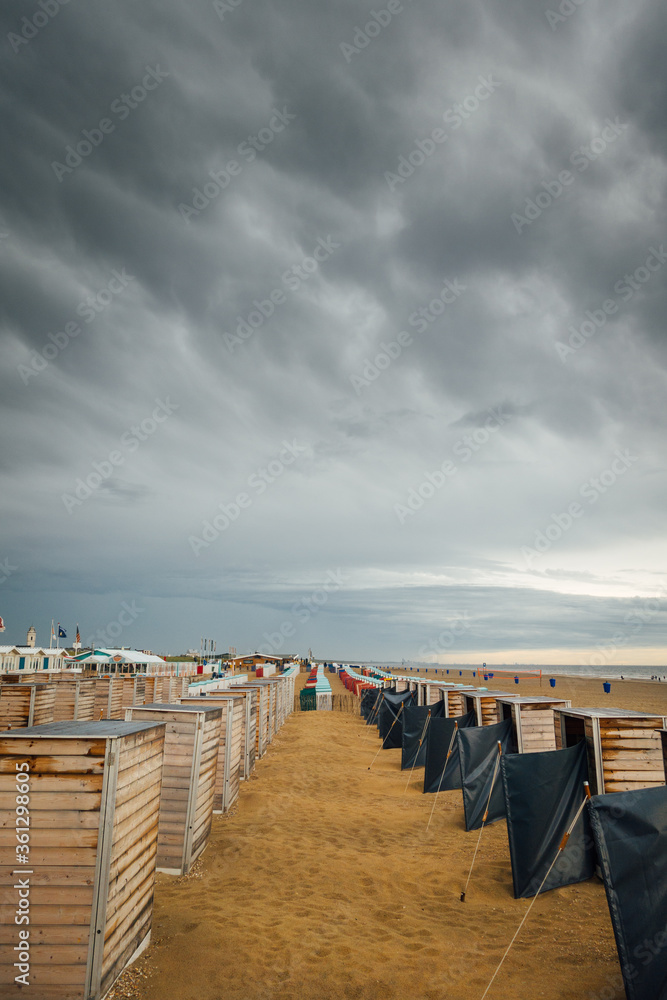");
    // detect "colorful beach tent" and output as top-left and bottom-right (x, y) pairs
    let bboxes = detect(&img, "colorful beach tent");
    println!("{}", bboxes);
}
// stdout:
(588, 784), (667, 1000)
(378, 689), (416, 747)
(501, 741), (595, 898)
(401, 702), (445, 770)
(423, 711), (477, 792)
(458, 718), (513, 831)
